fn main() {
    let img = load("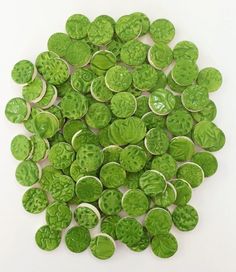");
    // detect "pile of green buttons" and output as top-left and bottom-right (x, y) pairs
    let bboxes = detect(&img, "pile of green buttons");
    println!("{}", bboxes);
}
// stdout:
(5, 12), (225, 259)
